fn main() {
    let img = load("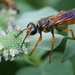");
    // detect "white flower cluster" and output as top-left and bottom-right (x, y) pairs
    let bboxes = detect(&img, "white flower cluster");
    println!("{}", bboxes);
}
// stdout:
(3, 49), (19, 61)
(0, 16), (30, 62)
(3, 50), (9, 61)
(0, 43), (29, 61)
(6, 17), (16, 33)
(15, 24), (23, 31)
(0, 8), (17, 14)
(9, 49), (19, 57)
